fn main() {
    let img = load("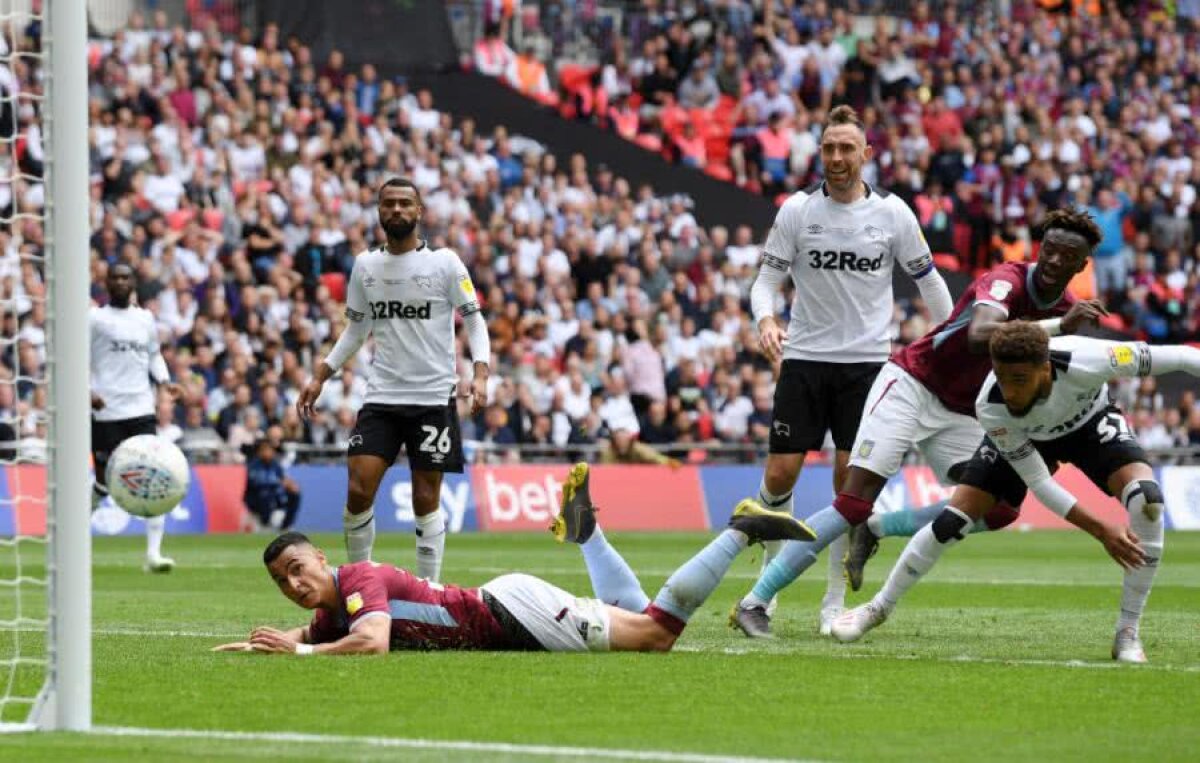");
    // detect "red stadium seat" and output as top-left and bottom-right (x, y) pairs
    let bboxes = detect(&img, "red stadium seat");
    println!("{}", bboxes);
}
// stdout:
(320, 272), (346, 302)
(933, 254), (960, 272)
(704, 161), (733, 182)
